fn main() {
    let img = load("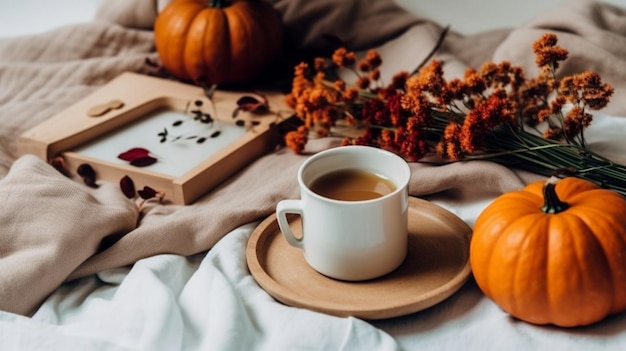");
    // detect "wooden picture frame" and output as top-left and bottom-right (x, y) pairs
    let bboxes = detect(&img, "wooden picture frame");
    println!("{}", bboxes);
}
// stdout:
(18, 72), (293, 205)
